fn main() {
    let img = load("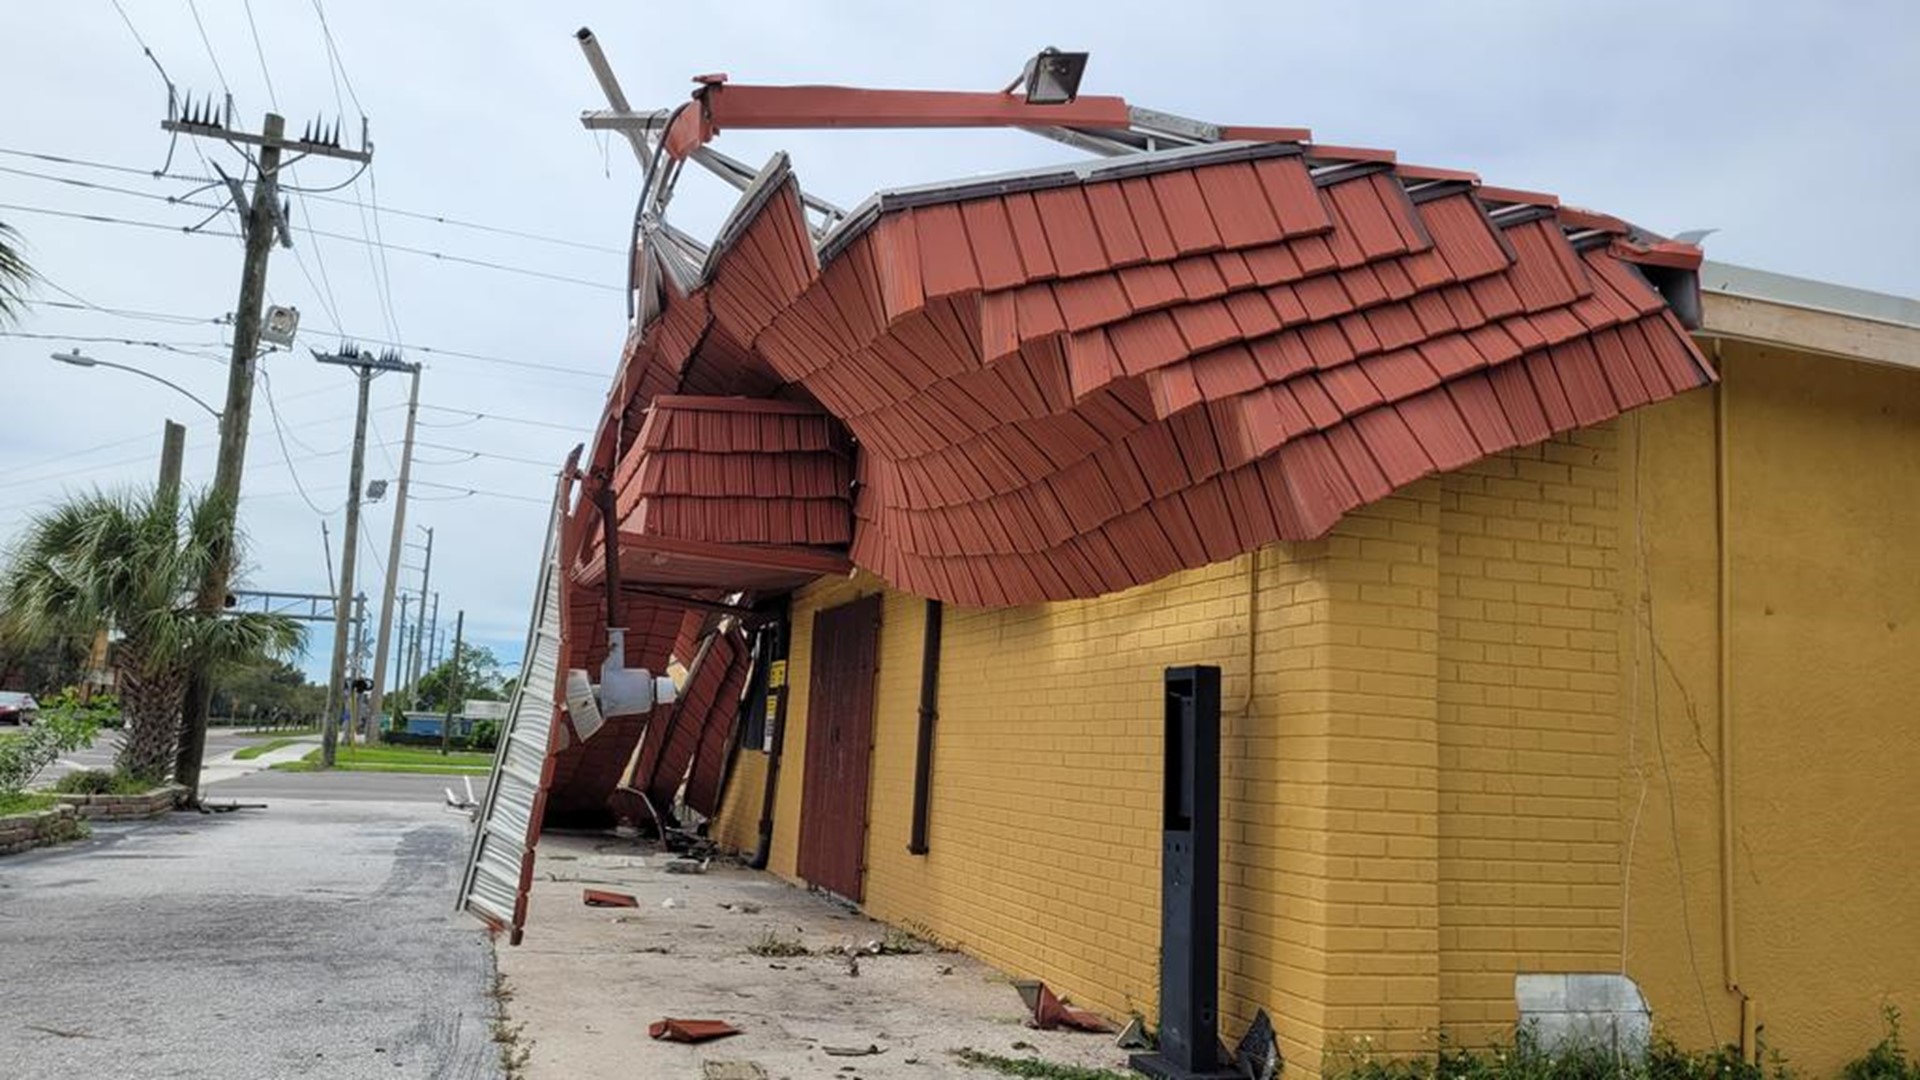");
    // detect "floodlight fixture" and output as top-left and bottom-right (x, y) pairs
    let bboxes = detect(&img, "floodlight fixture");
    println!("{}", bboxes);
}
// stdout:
(1022, 48), (1089, 105)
